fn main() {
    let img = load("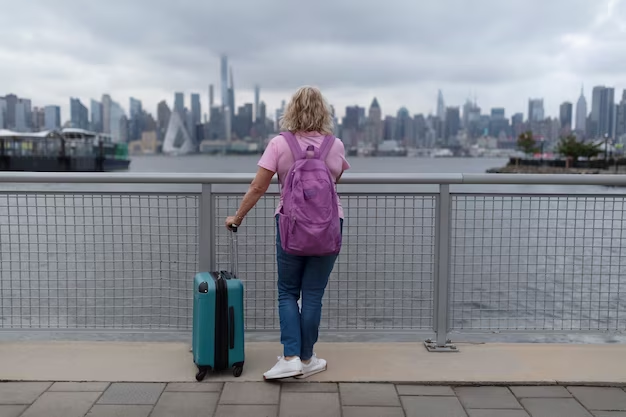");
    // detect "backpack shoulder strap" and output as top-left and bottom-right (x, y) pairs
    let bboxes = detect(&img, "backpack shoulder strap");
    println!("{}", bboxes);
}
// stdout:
(280, 131), (304, 161)
(318, 135), (335, 160)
